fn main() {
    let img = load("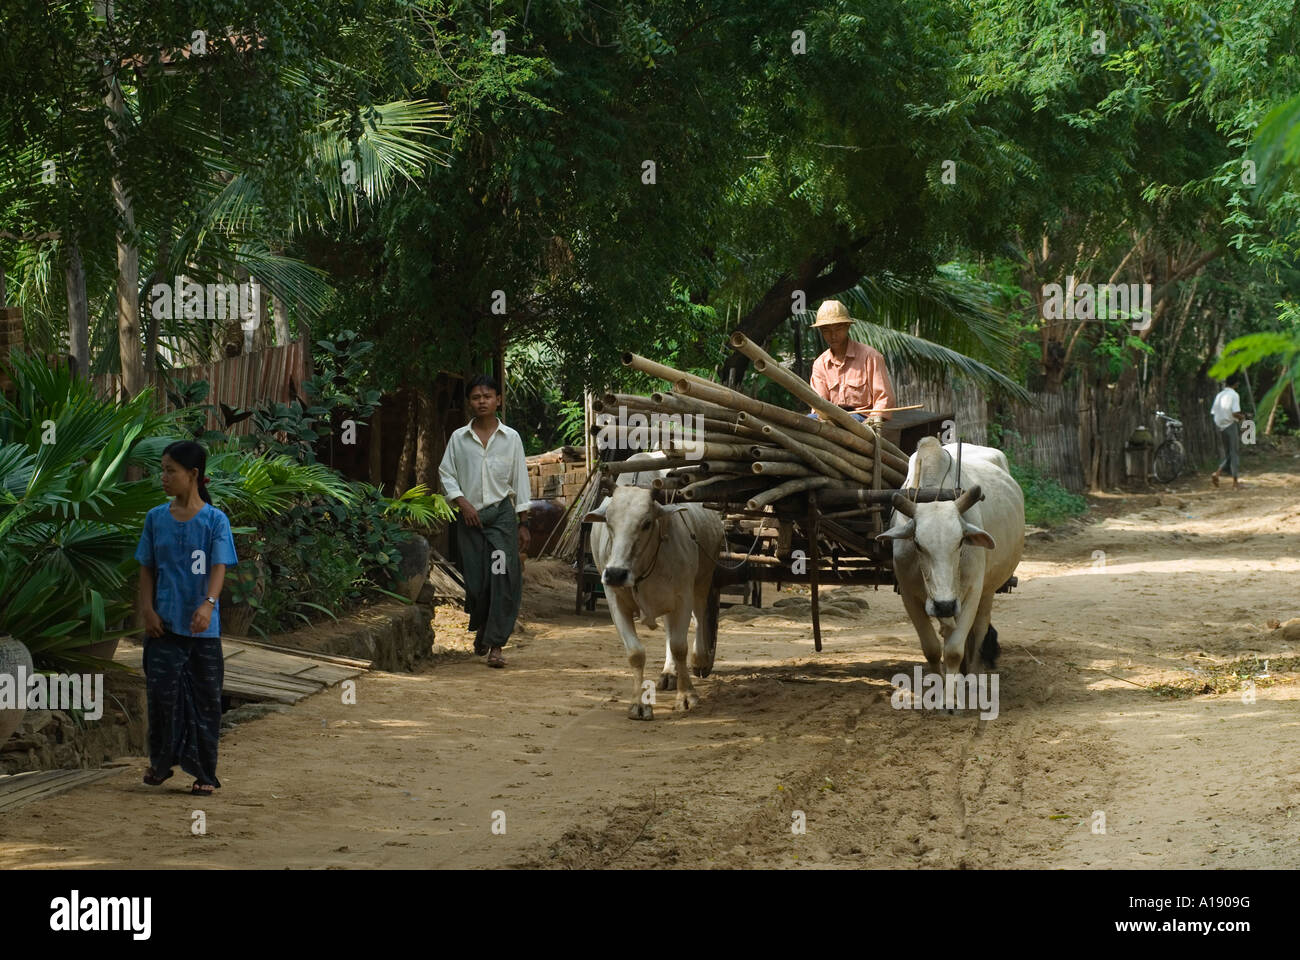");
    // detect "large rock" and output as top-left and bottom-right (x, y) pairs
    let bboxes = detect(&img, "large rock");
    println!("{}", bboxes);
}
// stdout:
(0, 670), (147, 776)
(0, 635), (34, 744)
